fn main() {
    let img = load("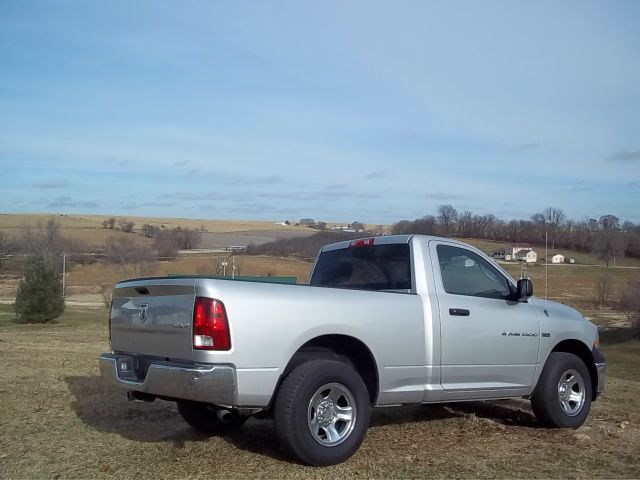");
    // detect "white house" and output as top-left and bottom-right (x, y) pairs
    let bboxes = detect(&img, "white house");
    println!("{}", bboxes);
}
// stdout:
(515, 249), (537, 263)
(551, 254), (565, 264)
(493, 244), (533, 261)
